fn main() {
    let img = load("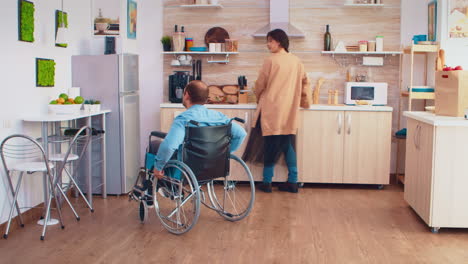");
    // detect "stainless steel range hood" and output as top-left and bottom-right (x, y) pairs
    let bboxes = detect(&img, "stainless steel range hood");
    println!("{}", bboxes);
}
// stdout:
(253, 0), (305, 38)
